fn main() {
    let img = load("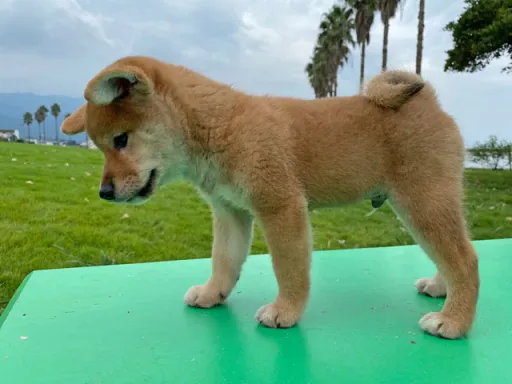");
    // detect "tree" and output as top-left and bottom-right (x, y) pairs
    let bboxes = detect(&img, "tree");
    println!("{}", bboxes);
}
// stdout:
(23, 112), (33, 141)
(377, 0), (405, 71)
(345, 0), (377, 91)
(468, 135), (512, 170)
(416, 0), (425, 75)
(330, 6), (353, 95)
(444, 0), (512, 74)
(306, 4), (355, 98)
(51, 103), (61, 144)
(34, 108), (45, 143)
(36, 105), (49, 142)
(319, 4), (355, 97)
(305, 50), (330, 98)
